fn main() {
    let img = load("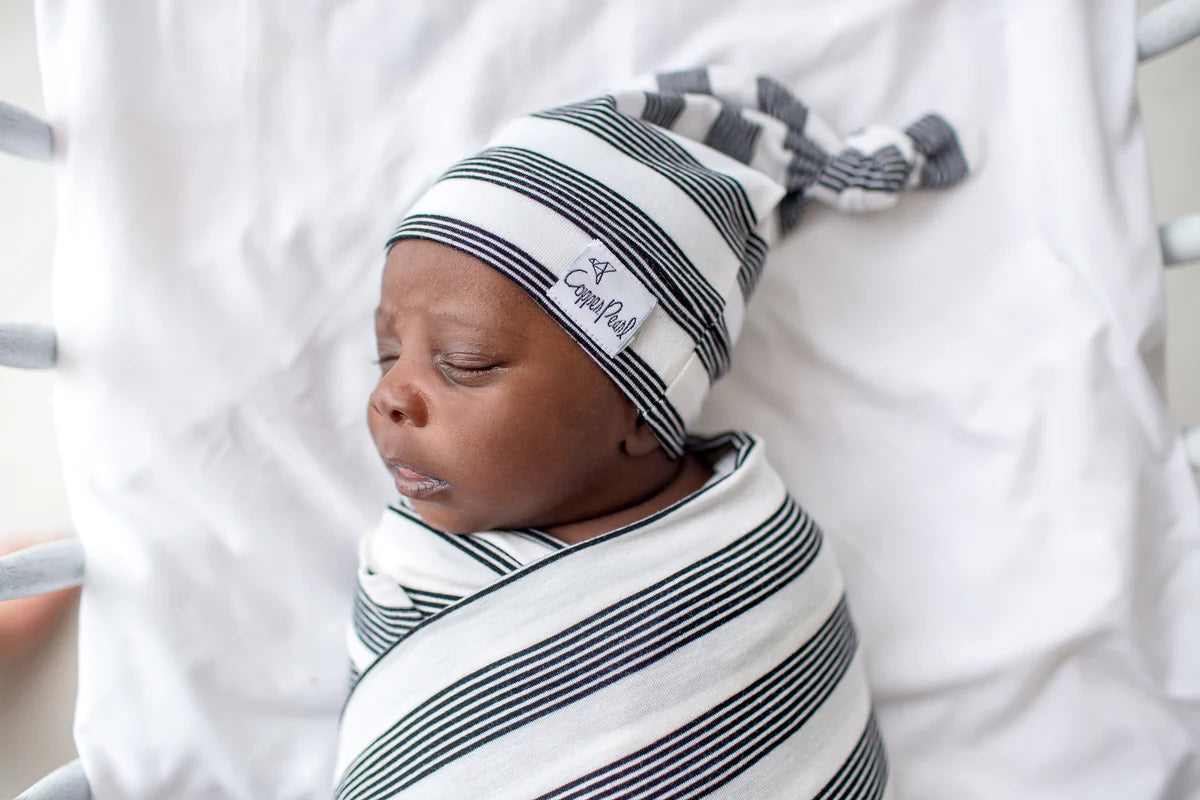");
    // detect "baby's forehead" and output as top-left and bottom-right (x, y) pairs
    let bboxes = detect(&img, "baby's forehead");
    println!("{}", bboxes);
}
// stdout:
(378, 238), (550, 341)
